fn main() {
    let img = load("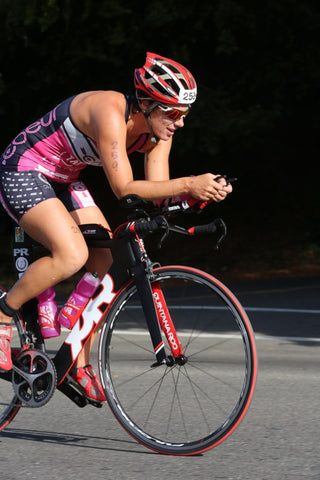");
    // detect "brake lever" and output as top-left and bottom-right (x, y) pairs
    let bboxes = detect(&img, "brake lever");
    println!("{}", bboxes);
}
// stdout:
(214, 219), (227, 250)
(157, 218), (170, 249)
